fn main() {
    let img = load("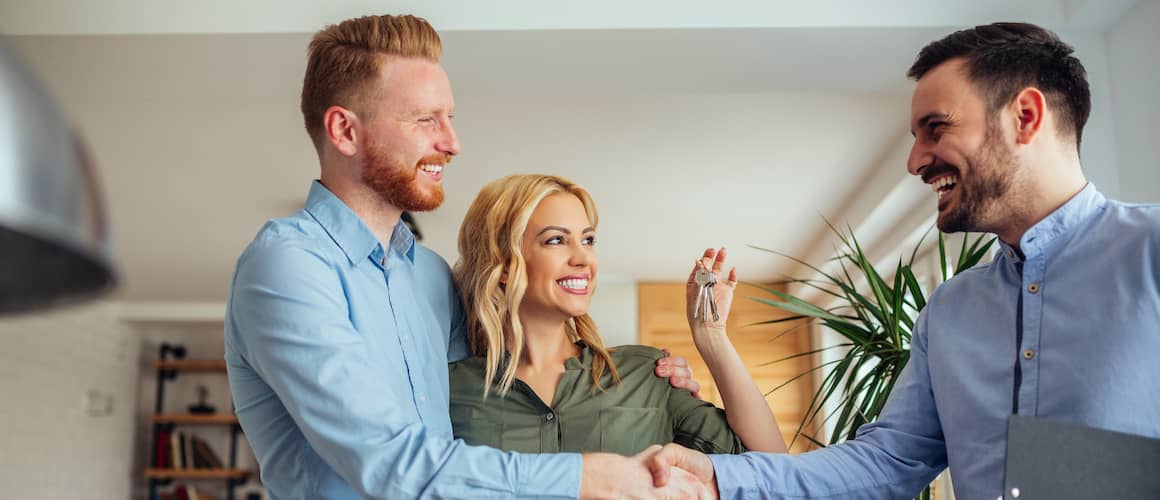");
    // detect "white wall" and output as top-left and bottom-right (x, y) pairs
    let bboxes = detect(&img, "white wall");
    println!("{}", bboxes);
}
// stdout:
(1107, 0), (1160, 204)
(0, 302), (138, 500)
(1065, 31), (1122, 198)
(587, 277), (639, 347)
